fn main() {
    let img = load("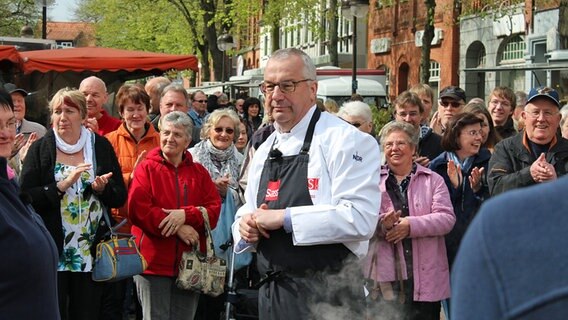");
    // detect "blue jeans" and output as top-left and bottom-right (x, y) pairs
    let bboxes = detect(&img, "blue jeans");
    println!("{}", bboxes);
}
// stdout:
(134, 275), (199, 320)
